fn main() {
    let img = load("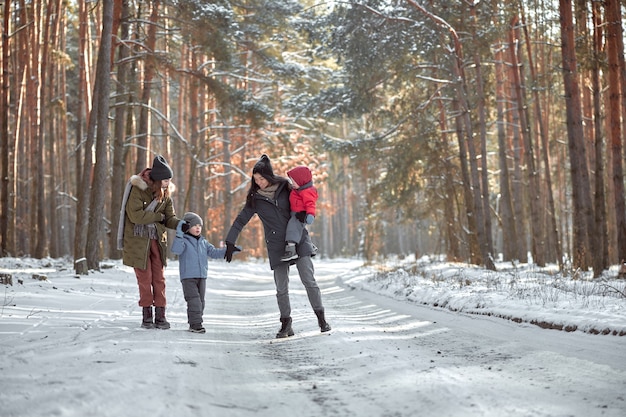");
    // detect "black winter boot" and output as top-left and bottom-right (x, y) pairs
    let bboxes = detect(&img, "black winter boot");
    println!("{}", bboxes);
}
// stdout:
(276, 317), (294, 338)
(141, 307), (155, 329)
(154, 306), (170, 329)
(315, 310), (331, 333)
